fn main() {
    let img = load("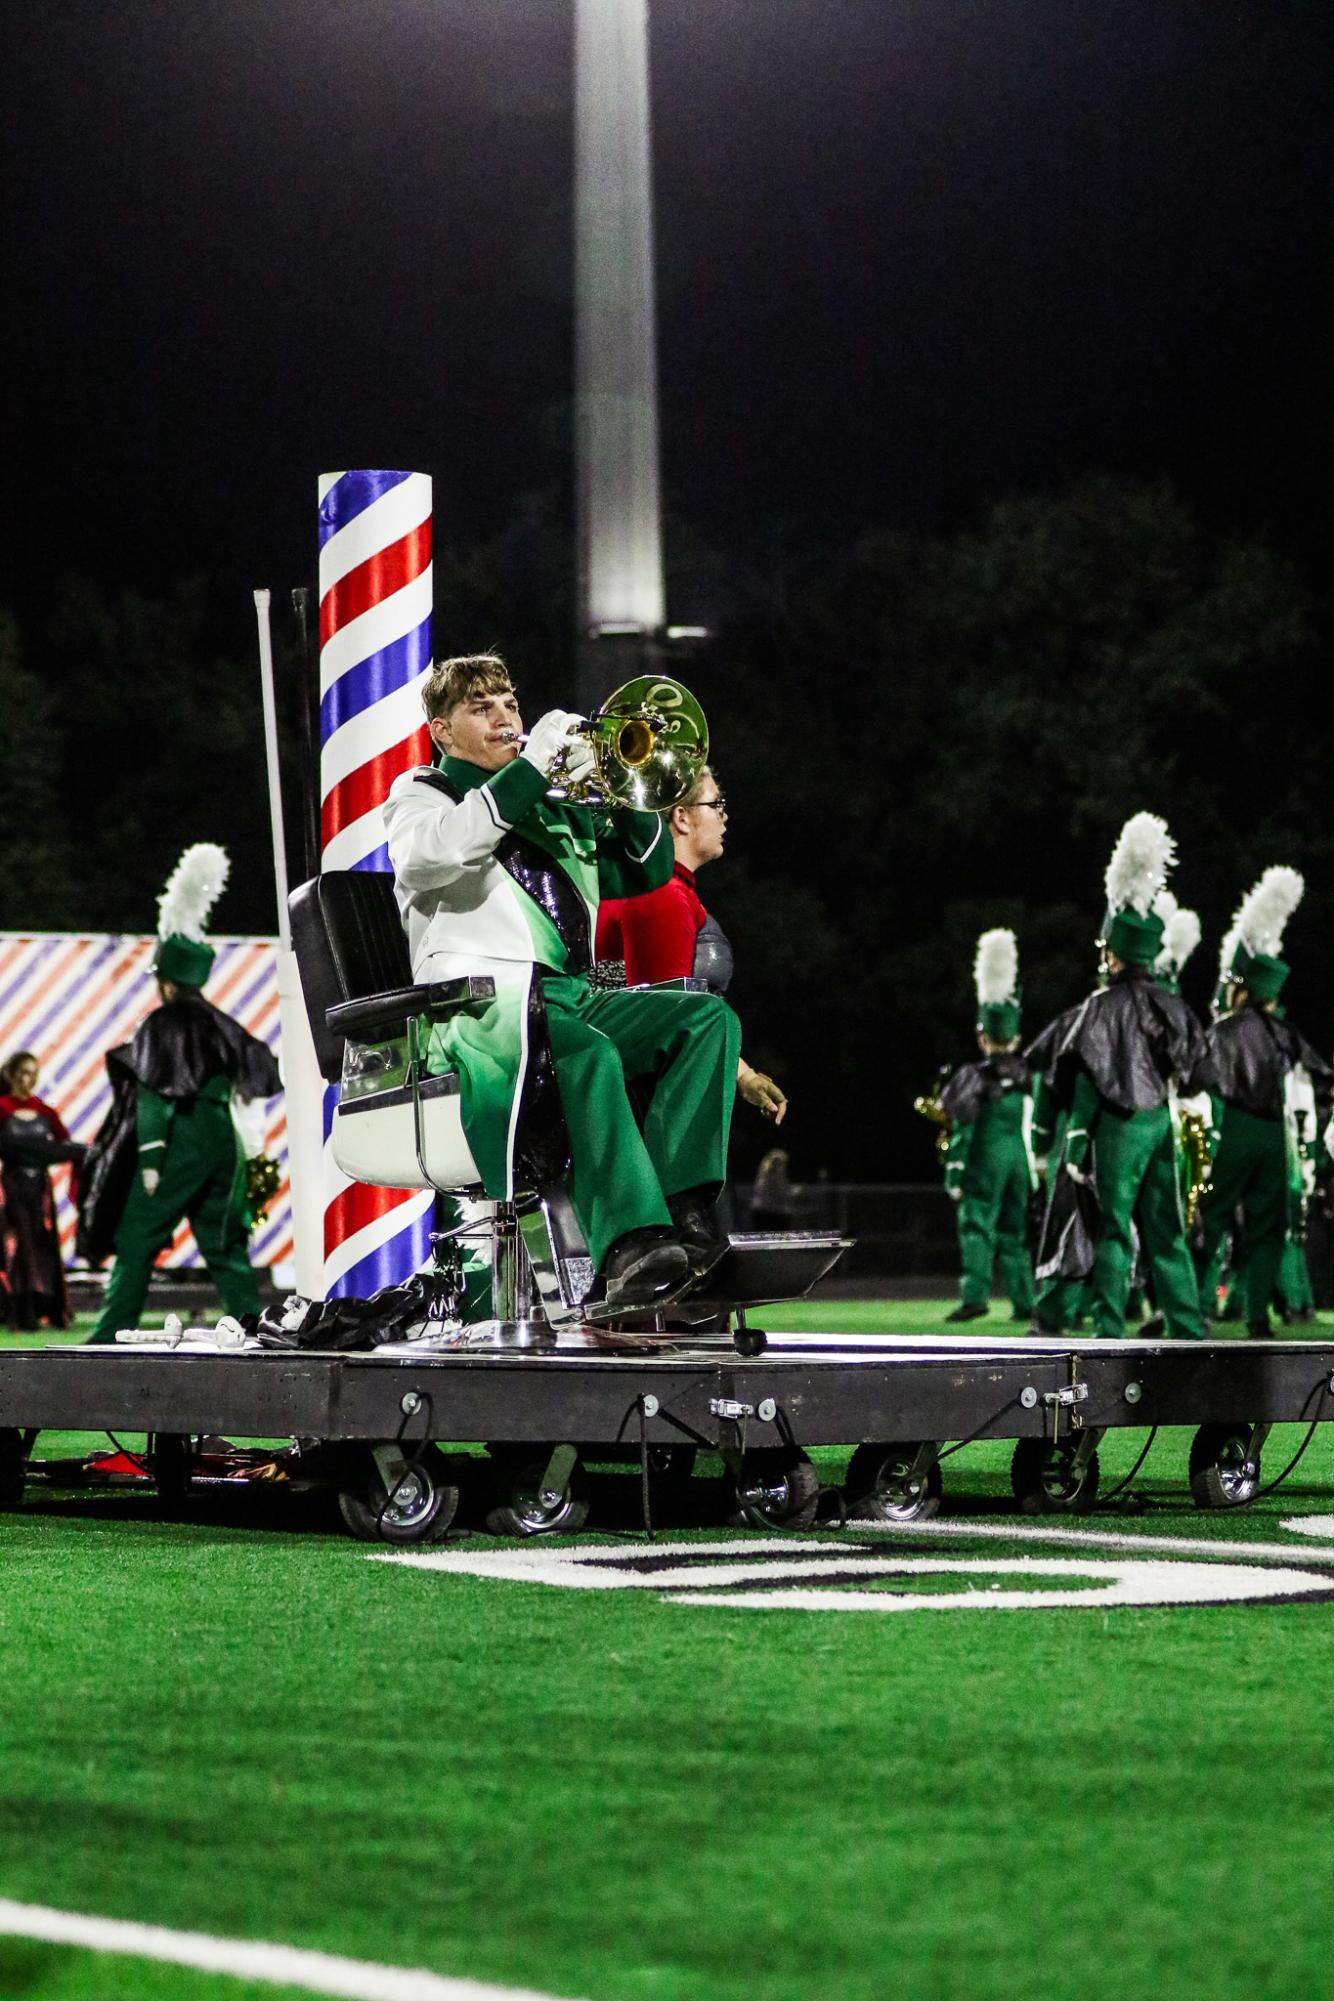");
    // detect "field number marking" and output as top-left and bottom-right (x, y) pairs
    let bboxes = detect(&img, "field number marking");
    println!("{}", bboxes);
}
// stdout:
(375, 1534), (1334, 1613)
